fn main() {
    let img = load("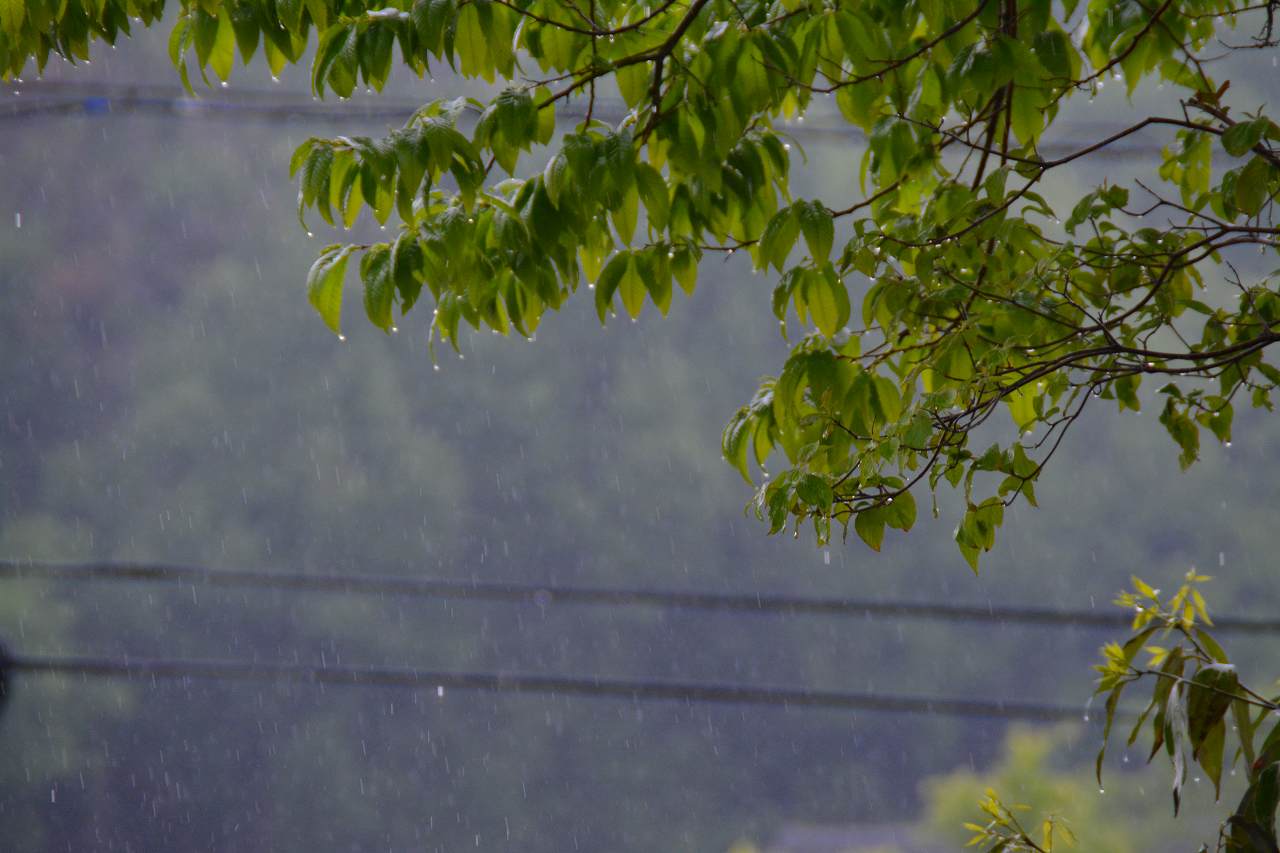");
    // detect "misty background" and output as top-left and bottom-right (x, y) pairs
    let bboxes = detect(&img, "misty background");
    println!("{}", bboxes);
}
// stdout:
(1, 17), (1277, 852)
